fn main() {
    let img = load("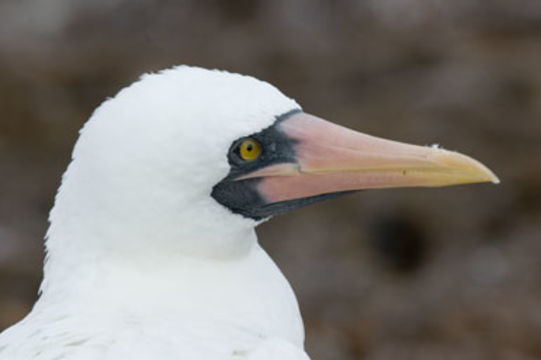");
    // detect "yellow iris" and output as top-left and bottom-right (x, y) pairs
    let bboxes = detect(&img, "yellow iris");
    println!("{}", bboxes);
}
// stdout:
(239, 138), (261, 161)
